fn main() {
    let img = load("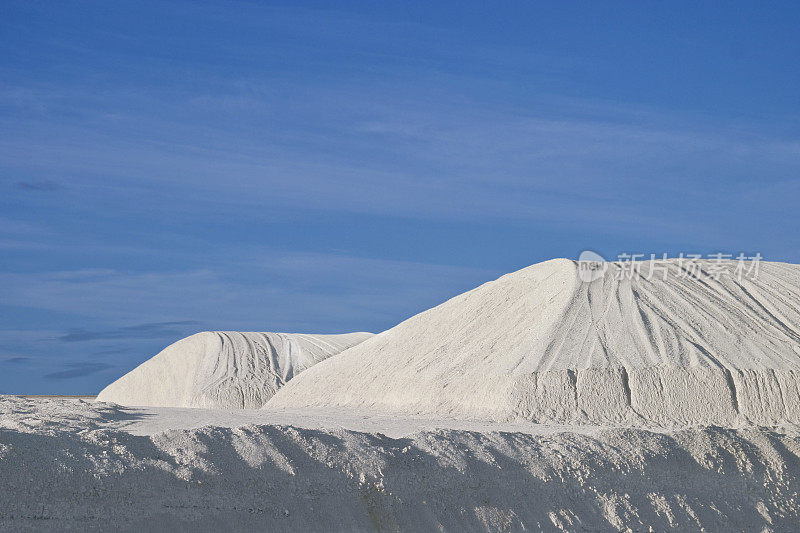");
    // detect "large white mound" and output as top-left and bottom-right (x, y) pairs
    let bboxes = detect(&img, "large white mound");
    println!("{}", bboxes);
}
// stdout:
(96, 331), (373, 408)
(269, 259), (800, 426)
